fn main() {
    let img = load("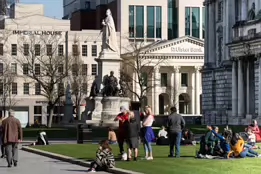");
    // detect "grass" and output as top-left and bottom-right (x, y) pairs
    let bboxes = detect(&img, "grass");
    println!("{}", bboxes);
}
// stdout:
(33, 144), (261, 174)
